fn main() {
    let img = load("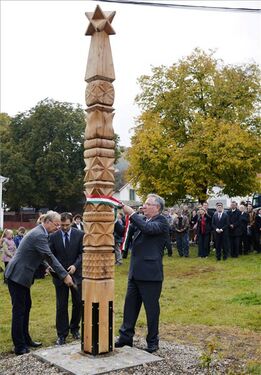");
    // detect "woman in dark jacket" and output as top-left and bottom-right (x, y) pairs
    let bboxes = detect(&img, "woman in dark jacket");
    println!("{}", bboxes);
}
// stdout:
(238, 204), (249, 255)
(197, 207), (212, 258)
(254, 208), (261, 253)
(190, 209), (198, 243)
